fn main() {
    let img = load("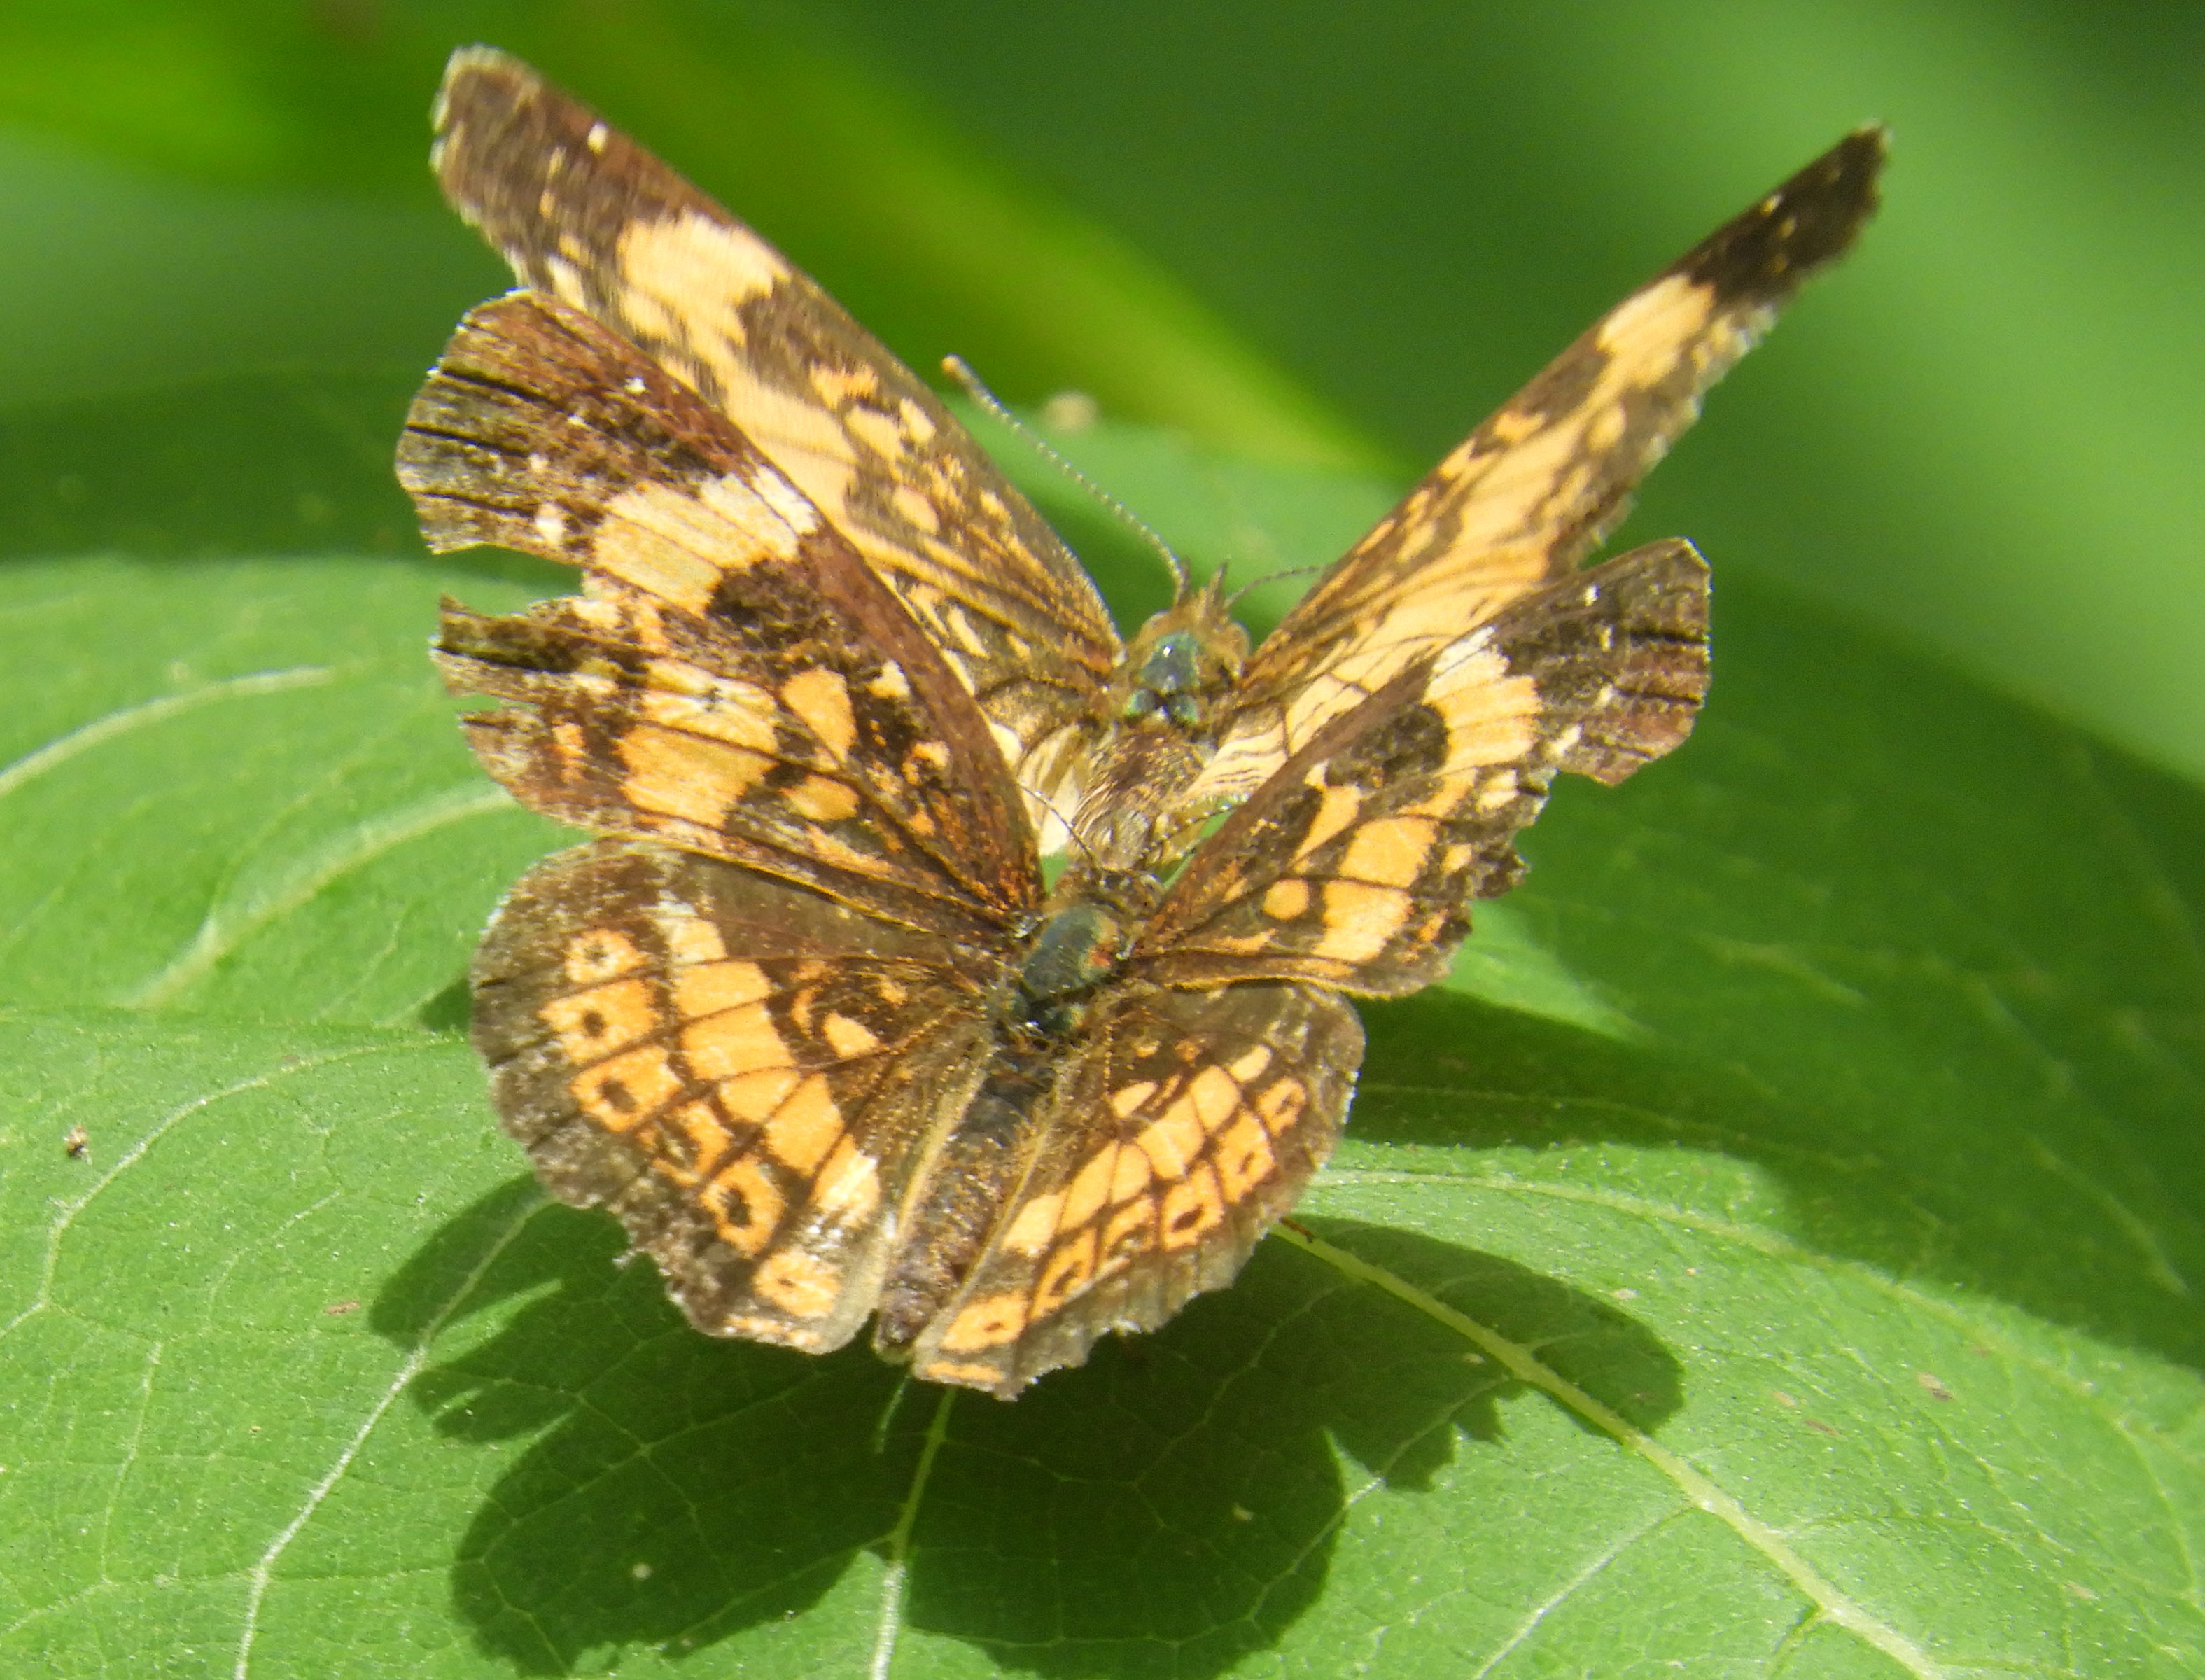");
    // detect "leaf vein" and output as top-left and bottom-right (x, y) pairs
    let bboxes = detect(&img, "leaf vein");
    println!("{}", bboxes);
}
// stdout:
(230, 1182), (549, 1679)
(119, 783), (514, 1010)
(0, 667), (340, 806)
(1277, 1222), (1953, 1679)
